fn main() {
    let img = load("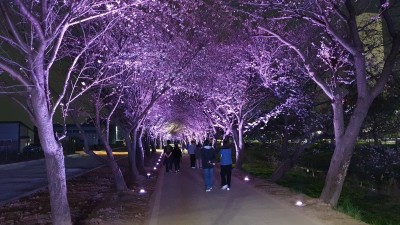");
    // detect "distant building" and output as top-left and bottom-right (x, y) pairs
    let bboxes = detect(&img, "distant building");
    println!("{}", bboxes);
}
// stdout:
(0, 121), (33, 153)
(53, 123), (123, 152)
